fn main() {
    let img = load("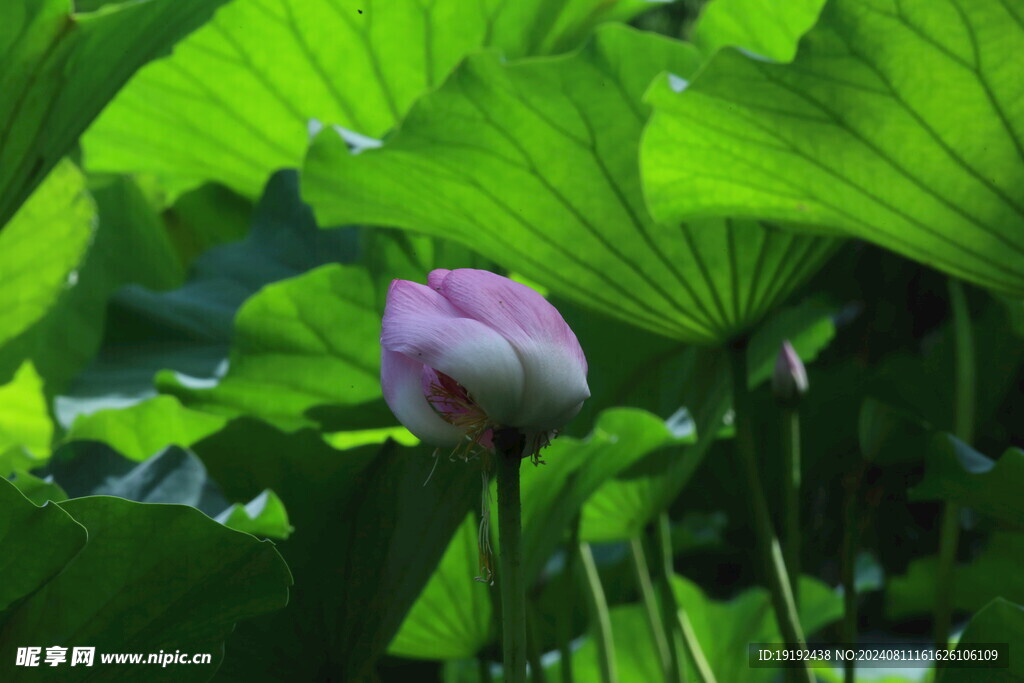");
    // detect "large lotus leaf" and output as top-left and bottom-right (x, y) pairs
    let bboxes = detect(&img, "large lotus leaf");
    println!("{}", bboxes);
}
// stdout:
(194, 420), (478, 681)
(82, 0), (655, 197)
(0, 0), (231, 228)
(0, 483), (291, 681)
(691, 0), (827, 62)
(0, 478), (86, 613)
(304, 25), (837, 344)
(0, 161), (94, 352)
(643, 0), (1024, 296)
